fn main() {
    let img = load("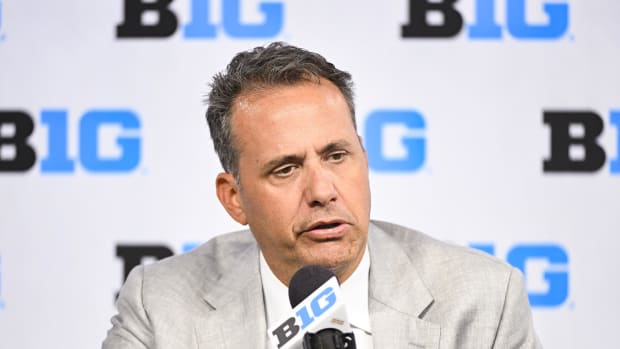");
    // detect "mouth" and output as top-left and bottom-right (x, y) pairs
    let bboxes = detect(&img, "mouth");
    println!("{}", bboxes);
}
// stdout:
(300, 219), (349, 240)
(309, 221), (342, 230)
